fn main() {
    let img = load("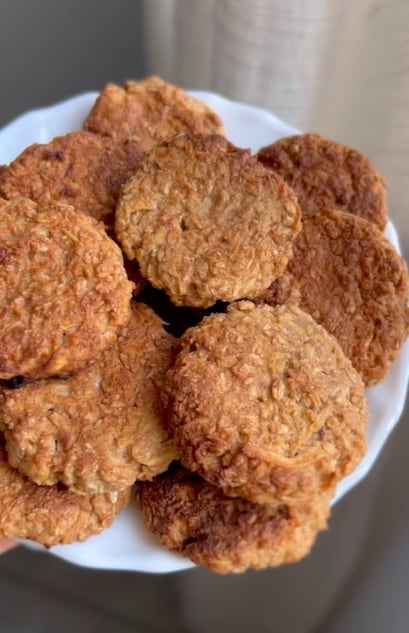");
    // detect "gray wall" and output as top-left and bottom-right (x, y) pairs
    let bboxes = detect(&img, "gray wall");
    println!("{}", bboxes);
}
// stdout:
(0, 0), (145, 127)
